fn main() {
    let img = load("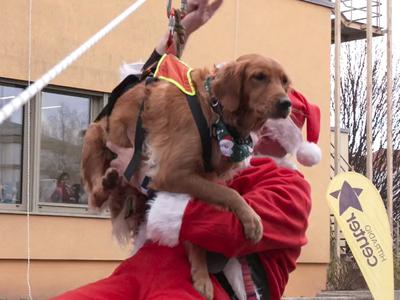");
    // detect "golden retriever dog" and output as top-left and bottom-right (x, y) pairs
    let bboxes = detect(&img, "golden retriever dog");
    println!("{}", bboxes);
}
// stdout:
(81, 53), (291, 299)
